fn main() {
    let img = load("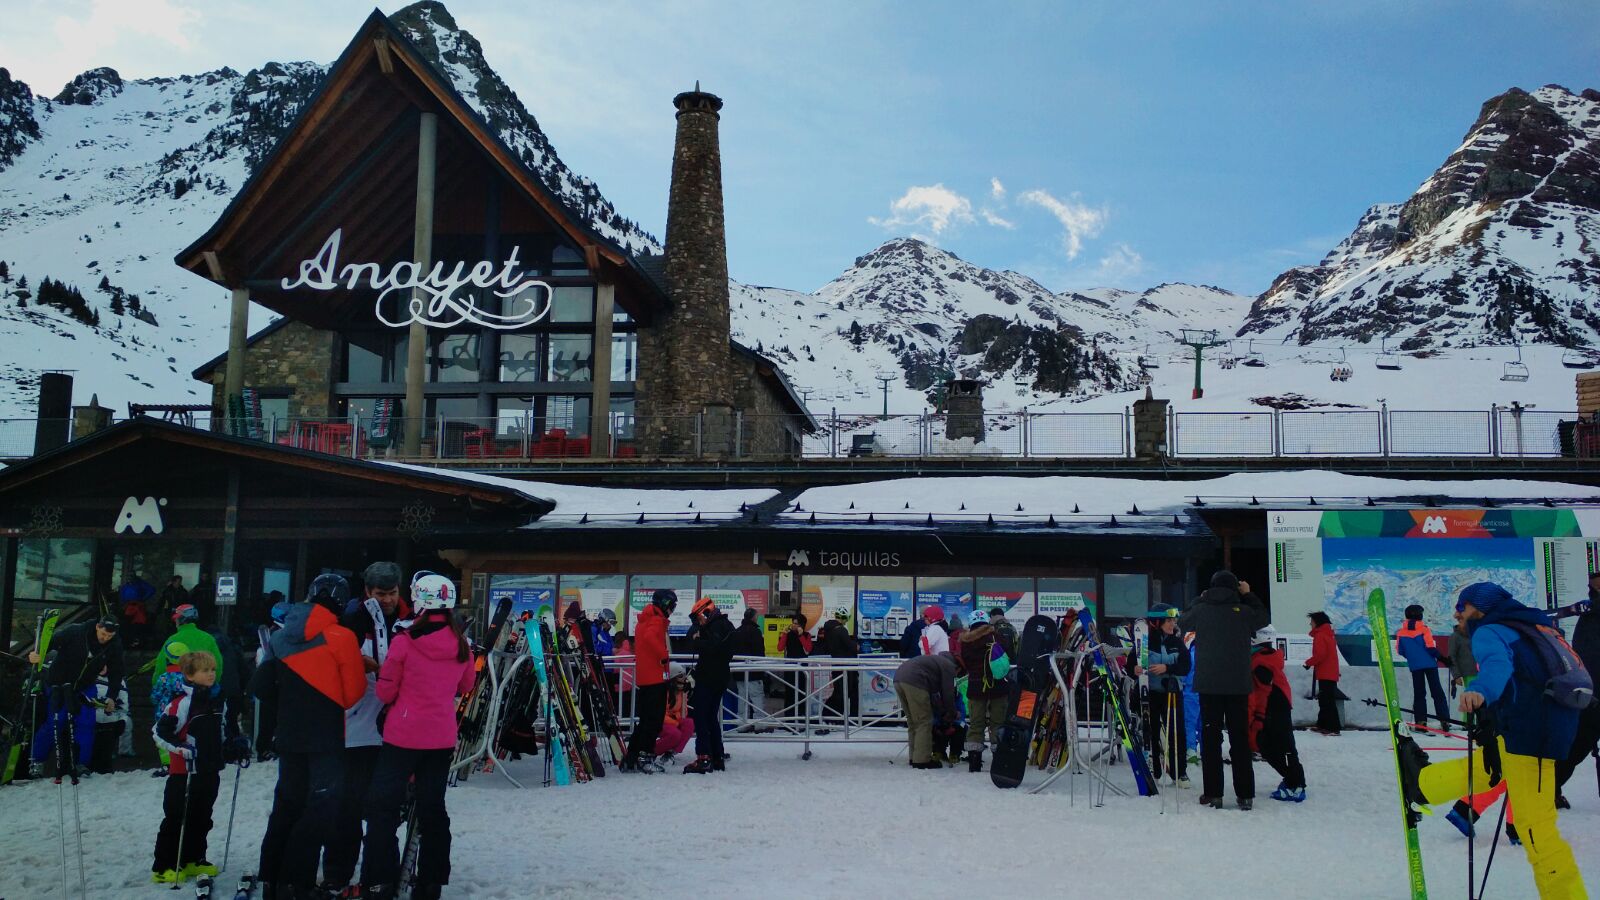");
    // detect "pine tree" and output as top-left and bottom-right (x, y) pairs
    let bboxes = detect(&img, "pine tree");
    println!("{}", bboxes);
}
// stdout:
(98, 275), (110, 291)
(110, 292), (124, 315)
(0, 260), (8, 281)
(16, 275), (26, 290)
(128, 294), (142, 314)
(849, 320), (865, 350)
